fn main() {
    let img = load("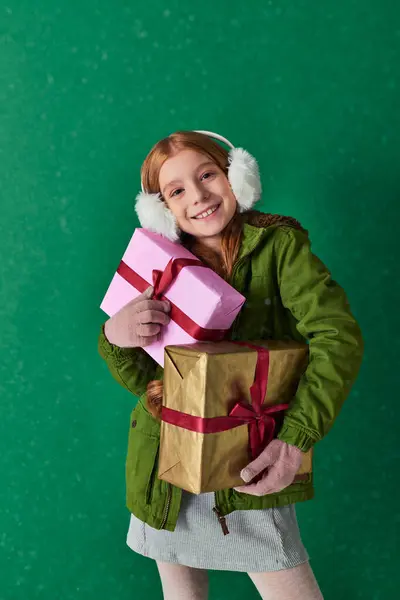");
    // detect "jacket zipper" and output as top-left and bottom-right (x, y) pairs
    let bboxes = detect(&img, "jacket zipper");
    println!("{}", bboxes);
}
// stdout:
(213, 492), (230, 535)
(229, 258), (246, 341)
(229, 228), (262, 288)
(229, 257), (243, 288)
(160, 483), (172, 530)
